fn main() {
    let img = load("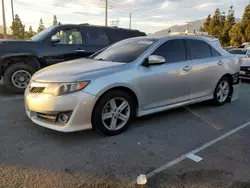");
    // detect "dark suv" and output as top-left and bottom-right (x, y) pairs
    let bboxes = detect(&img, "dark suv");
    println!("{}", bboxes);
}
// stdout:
(0, 24), (146, 93)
